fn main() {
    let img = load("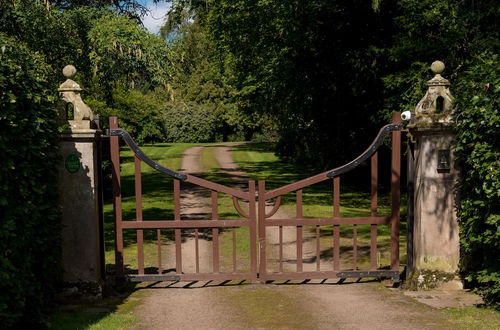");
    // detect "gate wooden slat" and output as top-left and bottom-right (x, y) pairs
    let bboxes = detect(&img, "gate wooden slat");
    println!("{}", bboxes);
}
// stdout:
(265, 217), (389, 226)
(258, 181), (267, 282)
(353, 225), (358, 270)
(333, 177), (340, 271)
(316, 225), (321, 271)
(109, 117), (124, 276)
(370, 225), (378, 270)
(296, 190), (303, 272)
(391, 113), (401, 271)
(370, 152), (378, 270)
(174, 179), (182, 274)
(232, 228), (237, 272)
(134, 156), (144, 275)
(195, 229), (199, 273)
(279, 226), (283, 272)
(157, 229), (162, 274)
(211, 191), (220, 273)
(248, 181), (258, 283)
